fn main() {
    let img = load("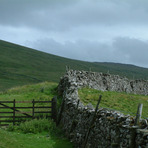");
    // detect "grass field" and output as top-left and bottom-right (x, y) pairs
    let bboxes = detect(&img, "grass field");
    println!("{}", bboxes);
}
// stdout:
(0, 82), (73, 148)
(0, 123), (73, 148)
(0, 81), (58, 101)
(78, 87), (148, 118)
